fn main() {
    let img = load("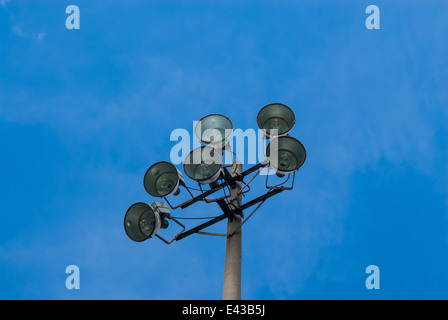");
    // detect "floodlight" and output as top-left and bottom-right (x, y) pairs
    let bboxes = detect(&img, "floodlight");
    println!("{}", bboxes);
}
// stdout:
(143, 161), (184, 198)
(257, 103), (296, 138)
(266, 136), (306, 175)
(124, 202), (163, 242)
(183, 145), (222, 184)
(195, 114), (233, 146)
